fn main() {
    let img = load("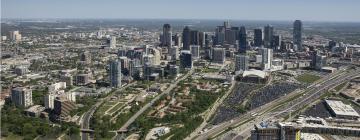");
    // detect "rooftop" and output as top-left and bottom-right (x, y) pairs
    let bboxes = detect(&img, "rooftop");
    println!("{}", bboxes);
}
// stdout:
(325, 100), (360, 117)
